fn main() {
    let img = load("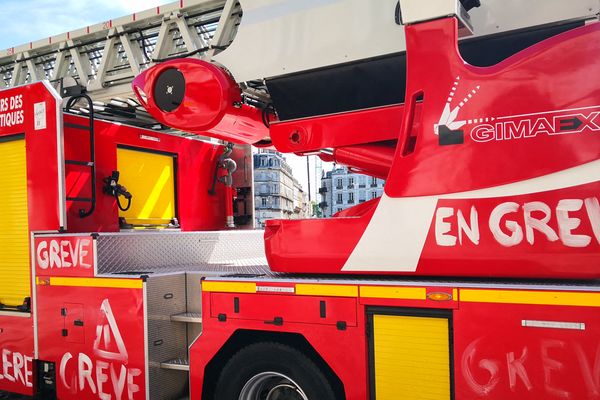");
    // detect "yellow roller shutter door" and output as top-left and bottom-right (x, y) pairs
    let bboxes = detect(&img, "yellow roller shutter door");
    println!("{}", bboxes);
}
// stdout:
(372, 313), (451, 400)
(117, 147), (176, 226)
(0, 137), (30, 308)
